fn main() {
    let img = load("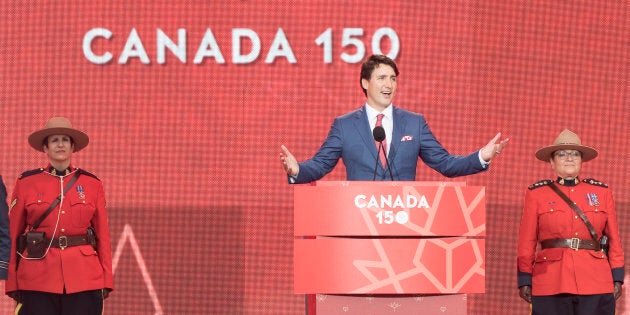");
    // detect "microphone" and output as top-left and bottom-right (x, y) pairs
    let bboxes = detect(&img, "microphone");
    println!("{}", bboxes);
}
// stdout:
(372, 126), (394, 181)
(372, 126), (388, 180)
(373, 126), (385, 142)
